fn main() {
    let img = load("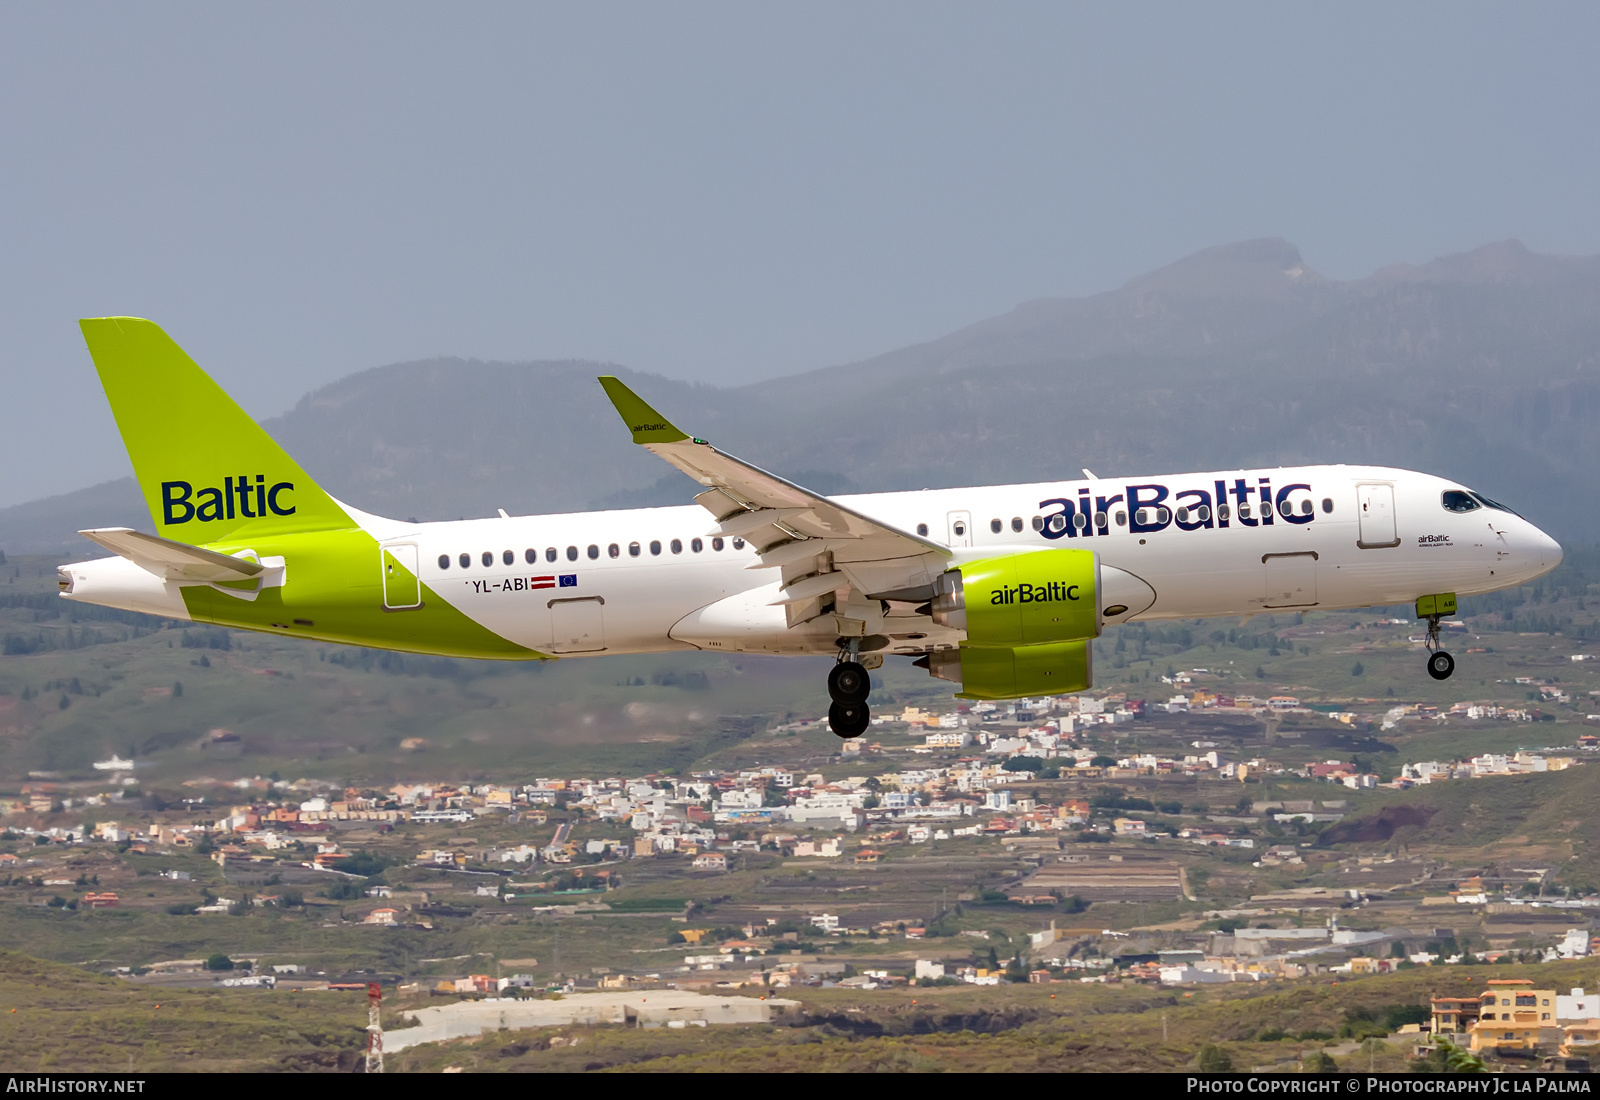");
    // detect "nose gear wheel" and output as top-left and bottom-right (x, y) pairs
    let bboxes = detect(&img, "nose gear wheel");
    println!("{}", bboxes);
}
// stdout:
(1422, 613), (1454, 680)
